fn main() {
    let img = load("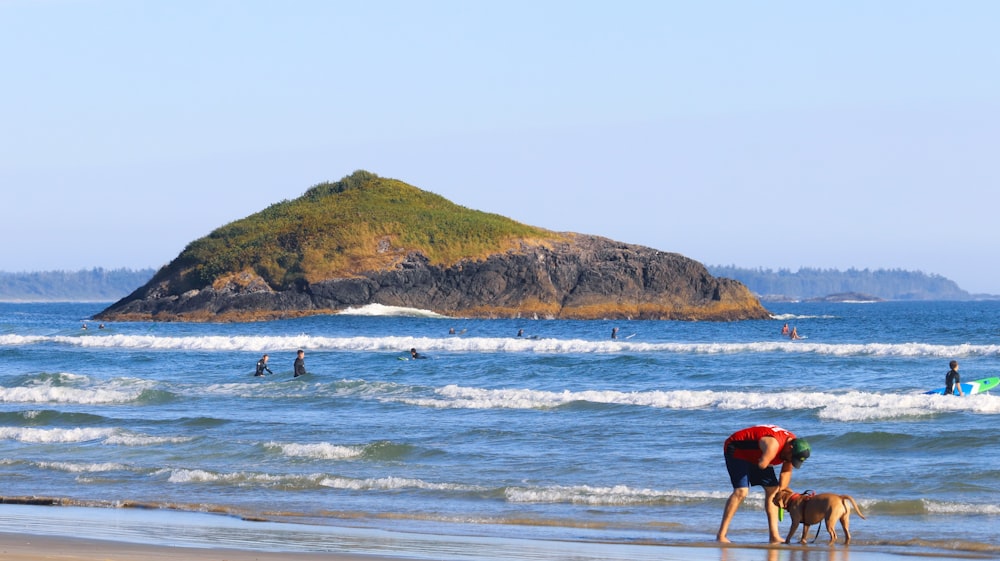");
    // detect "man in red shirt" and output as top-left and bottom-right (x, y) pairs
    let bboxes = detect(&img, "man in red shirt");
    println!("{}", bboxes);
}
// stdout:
(716, 425), (811, 543)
